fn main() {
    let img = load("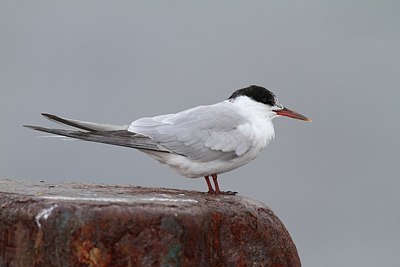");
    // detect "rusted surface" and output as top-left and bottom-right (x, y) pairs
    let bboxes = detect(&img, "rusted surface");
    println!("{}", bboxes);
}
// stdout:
(0, 178), (301, 267)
